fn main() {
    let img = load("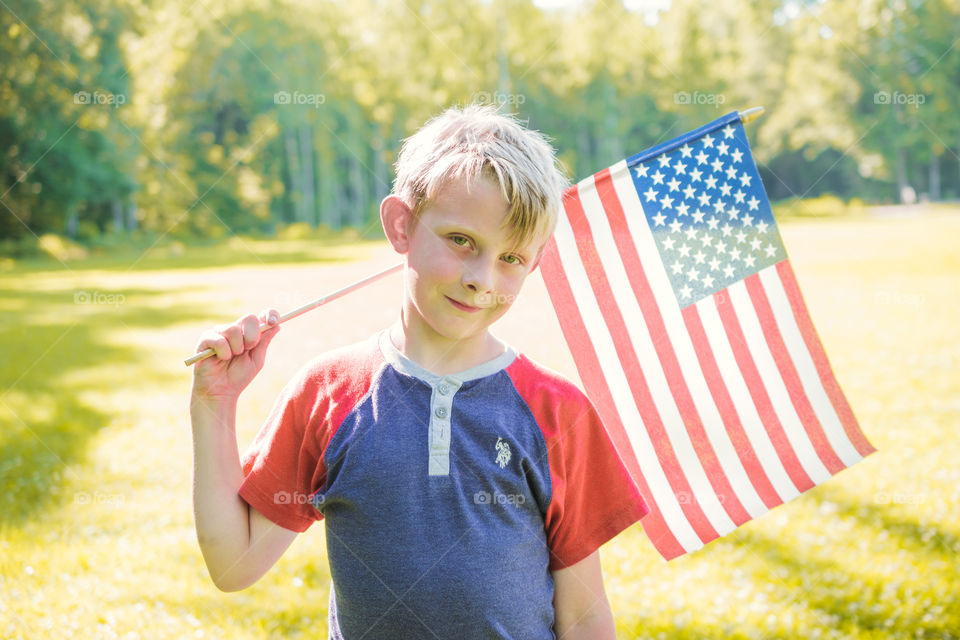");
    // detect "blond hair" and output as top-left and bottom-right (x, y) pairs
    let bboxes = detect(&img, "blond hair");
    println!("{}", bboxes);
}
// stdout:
(392, 104), (569, 249)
